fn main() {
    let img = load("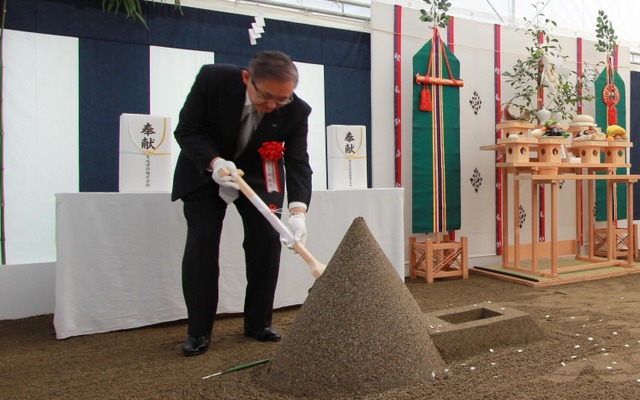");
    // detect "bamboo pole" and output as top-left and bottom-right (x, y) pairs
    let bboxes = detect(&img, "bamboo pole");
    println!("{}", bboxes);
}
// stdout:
(0, 0), (7, 264)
